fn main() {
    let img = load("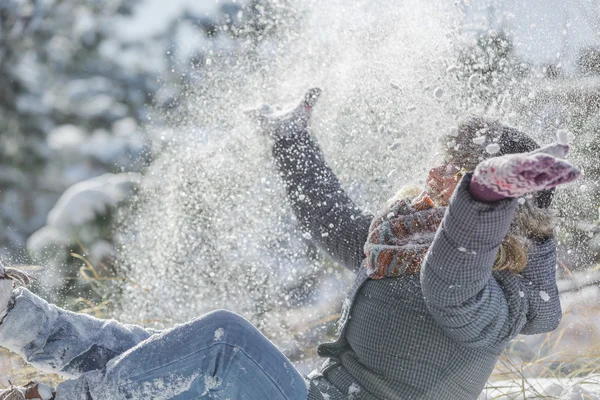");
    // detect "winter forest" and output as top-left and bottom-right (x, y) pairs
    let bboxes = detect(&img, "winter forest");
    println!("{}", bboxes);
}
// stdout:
(2, 0), (600, 398)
